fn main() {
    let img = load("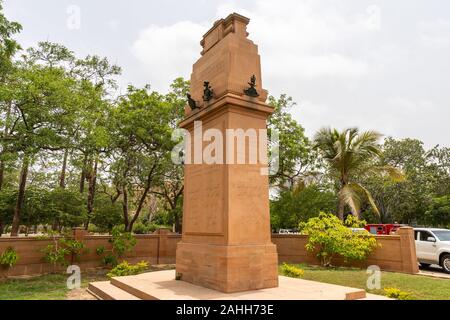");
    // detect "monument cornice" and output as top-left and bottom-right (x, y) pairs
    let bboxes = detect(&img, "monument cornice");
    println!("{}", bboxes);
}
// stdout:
(179, 93), (274, 129)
